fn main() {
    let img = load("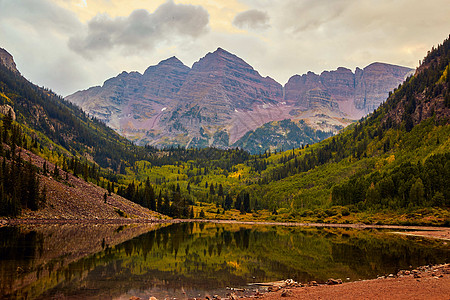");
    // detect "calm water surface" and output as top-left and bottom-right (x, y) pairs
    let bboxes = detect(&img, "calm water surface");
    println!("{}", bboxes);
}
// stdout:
(0, 222), (449, 299)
